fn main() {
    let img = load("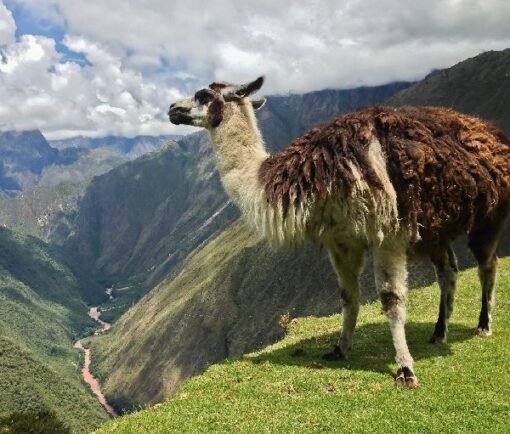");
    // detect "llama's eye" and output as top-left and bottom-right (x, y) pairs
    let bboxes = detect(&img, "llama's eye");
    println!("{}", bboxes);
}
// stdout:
(194, 89), (214, 105)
